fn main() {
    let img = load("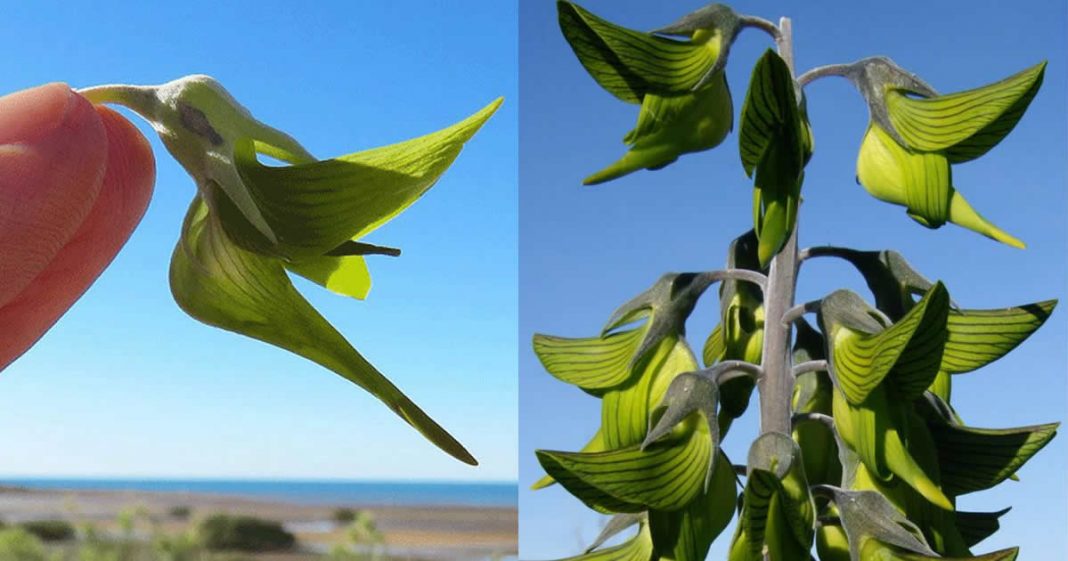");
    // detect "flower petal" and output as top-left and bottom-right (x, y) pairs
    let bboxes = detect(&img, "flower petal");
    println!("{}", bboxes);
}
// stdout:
(169, 197), (476, 465)
(583, 77), (732, 186)
(229, 98), (502, 260)
(885, 63), (1044, 156)
(941, 300), (1056, 374)
(285, 254), (372, 300)
(536, 426), (712, 513)
(558, 1), (721, 103)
